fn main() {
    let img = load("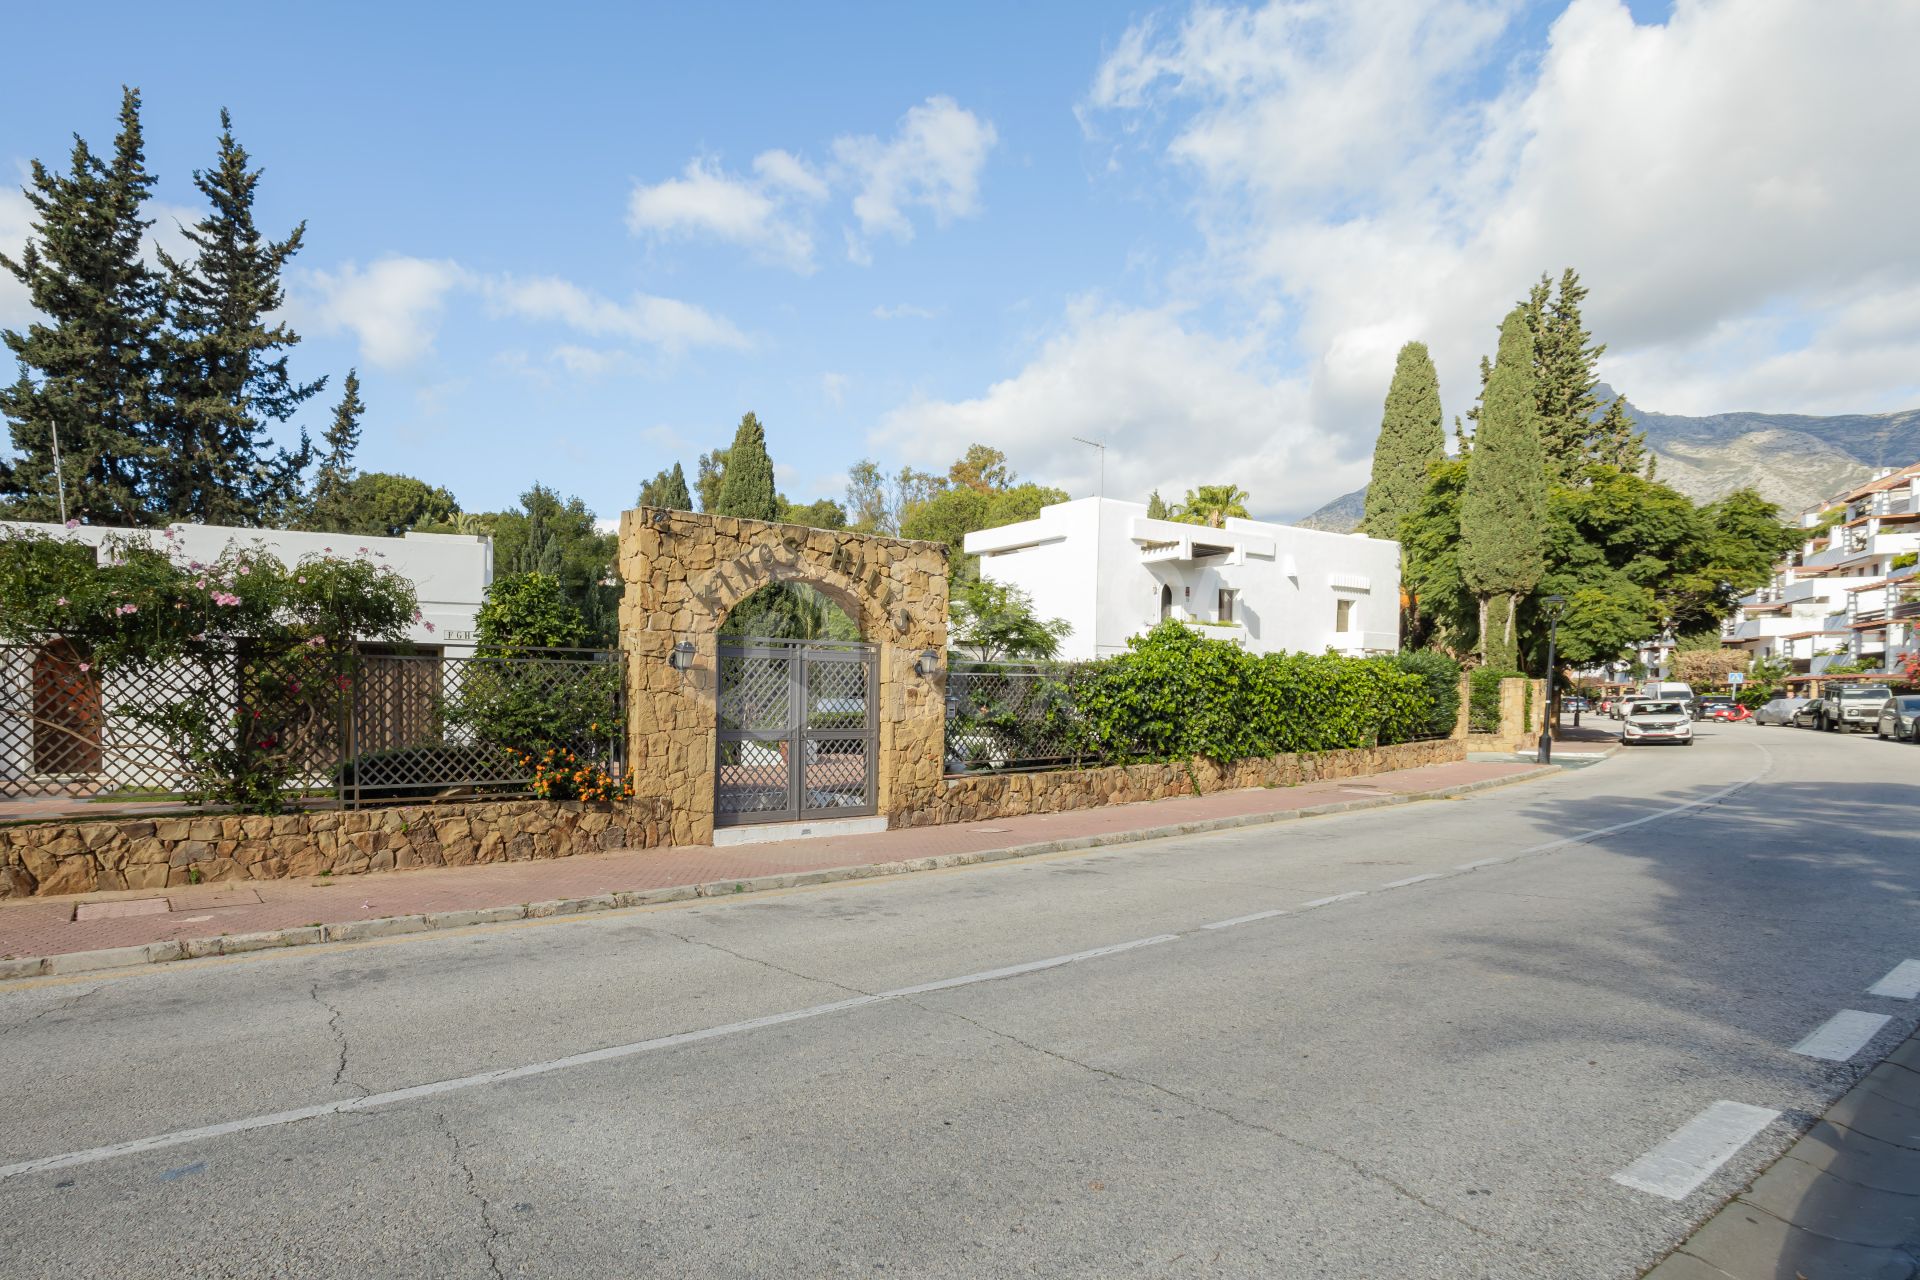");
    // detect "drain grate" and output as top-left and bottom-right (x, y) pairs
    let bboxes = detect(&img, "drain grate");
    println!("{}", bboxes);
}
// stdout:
(73, 897), (171, 922)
